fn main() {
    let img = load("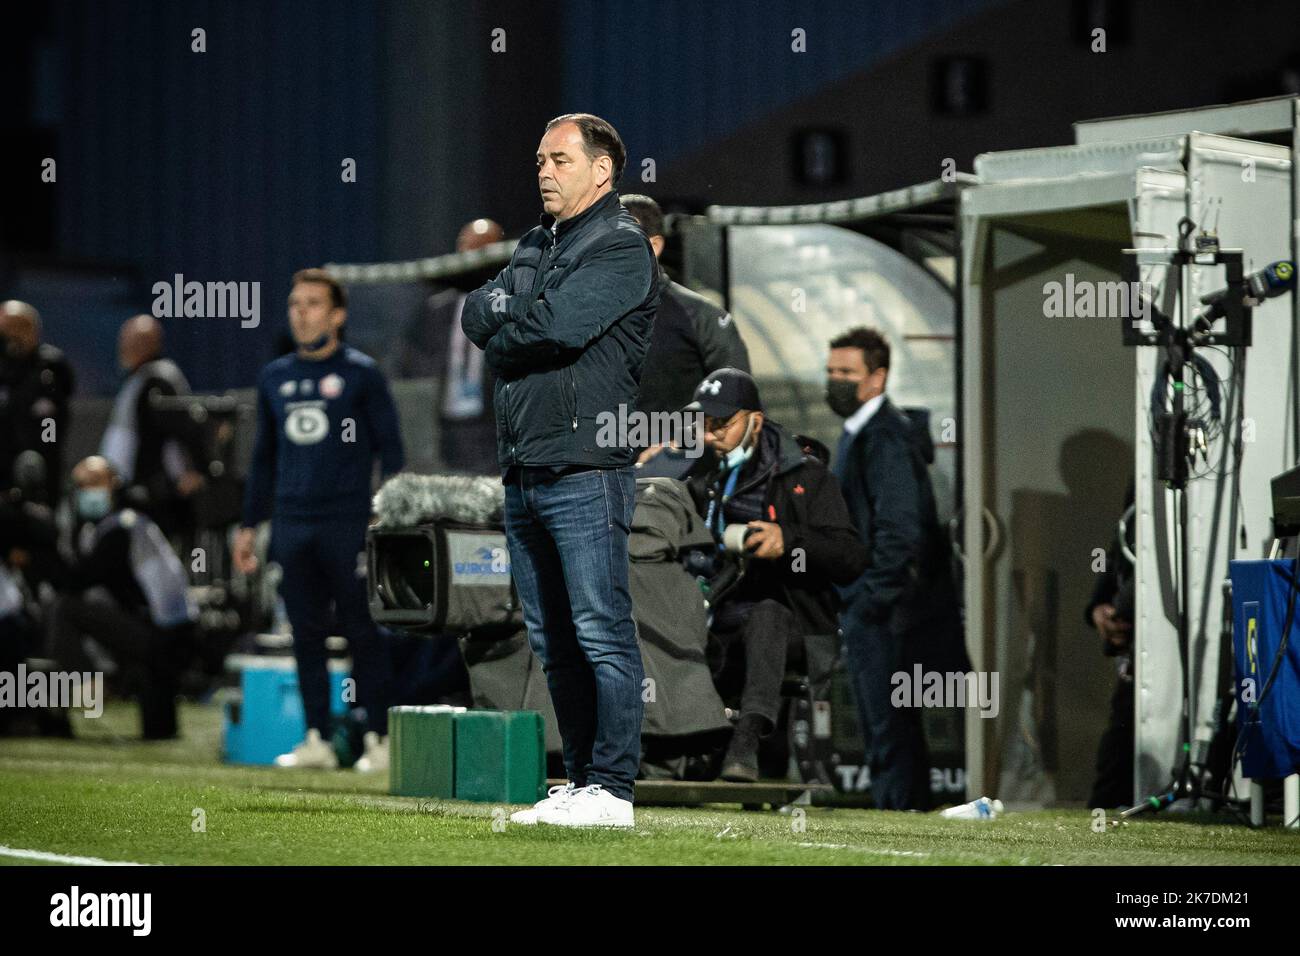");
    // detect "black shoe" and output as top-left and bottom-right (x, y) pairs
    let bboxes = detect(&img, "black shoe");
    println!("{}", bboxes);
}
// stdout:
(719, 715), (763, 782)
(719, 756), (759, 783)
